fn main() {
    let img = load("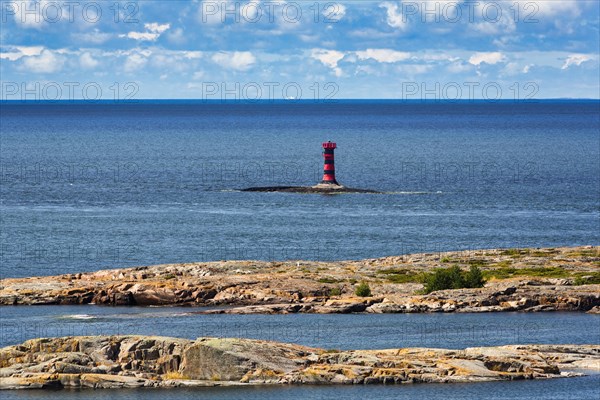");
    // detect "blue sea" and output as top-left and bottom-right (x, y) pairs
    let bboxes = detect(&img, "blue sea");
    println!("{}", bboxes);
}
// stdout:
(1, 101), (599, 399)
(1, 100), (598, 278)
